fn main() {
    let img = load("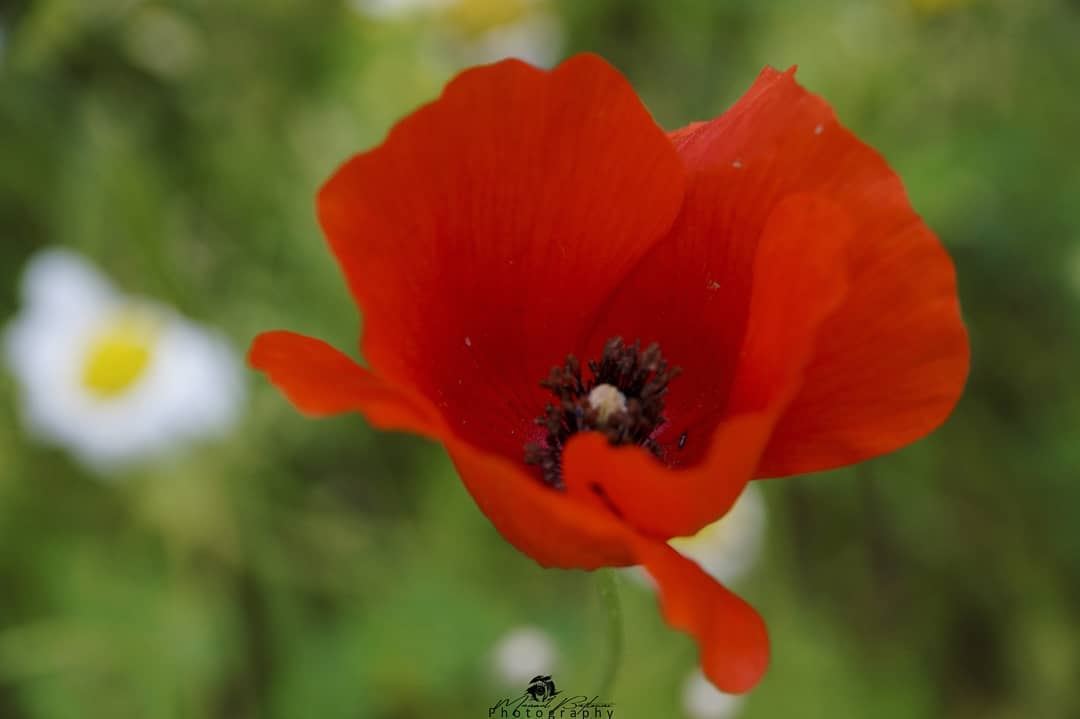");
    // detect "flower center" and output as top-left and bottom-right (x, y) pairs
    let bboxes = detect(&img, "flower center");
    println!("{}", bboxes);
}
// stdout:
(81, 312), (158, 398)
(524, 337), (681, 489)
